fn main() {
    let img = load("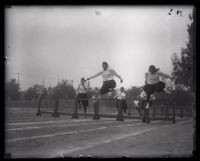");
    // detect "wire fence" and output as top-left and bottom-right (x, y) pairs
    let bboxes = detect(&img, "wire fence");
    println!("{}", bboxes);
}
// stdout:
(5, 99), (193, 117)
